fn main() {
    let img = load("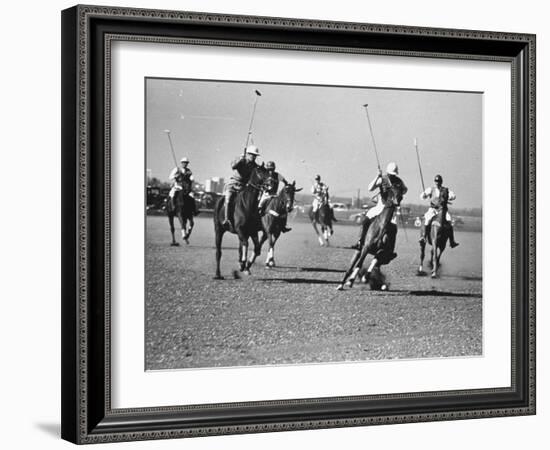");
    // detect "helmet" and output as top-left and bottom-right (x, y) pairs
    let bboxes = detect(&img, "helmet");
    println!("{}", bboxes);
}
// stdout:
(434, 174), (443, 183)
(180, 157), (189, 163)
(386, 162), (399, 175)
(266, 161), (276, 170)
(245, 145), (260, 156)
(314, 174), (321, 180)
